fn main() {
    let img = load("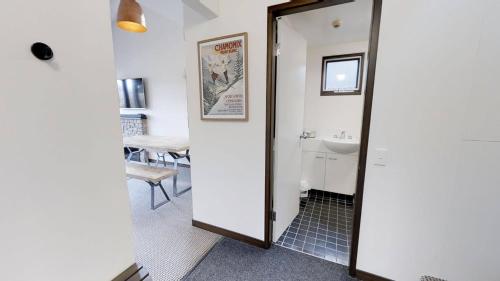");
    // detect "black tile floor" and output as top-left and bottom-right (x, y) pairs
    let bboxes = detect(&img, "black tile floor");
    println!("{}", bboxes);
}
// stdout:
(275, 190), (354, 265)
